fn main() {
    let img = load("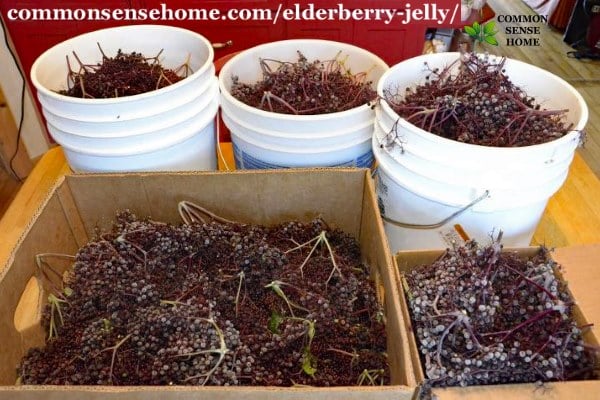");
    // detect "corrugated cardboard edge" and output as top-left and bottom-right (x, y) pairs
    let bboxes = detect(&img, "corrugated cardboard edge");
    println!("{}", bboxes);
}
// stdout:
(432, 379), (600, 399)
(0, 176), (67, 278)
(0, 384), (408, 399)
(394, 246), (600, 399)
(0, 169), (416, 398)
(361, 171), (418, 388)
